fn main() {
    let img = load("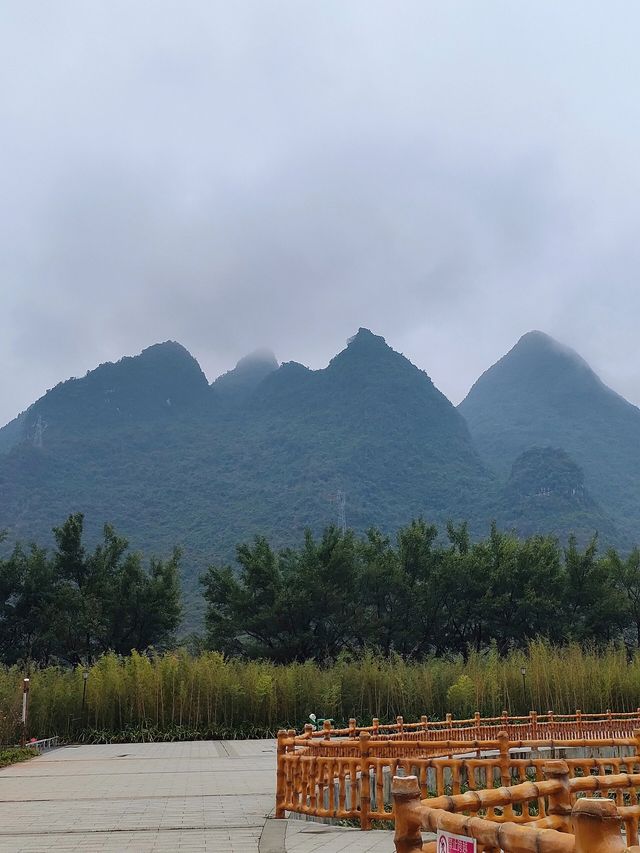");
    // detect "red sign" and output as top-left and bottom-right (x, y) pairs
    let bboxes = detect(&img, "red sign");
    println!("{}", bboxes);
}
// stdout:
(437, 829), (477, 853)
